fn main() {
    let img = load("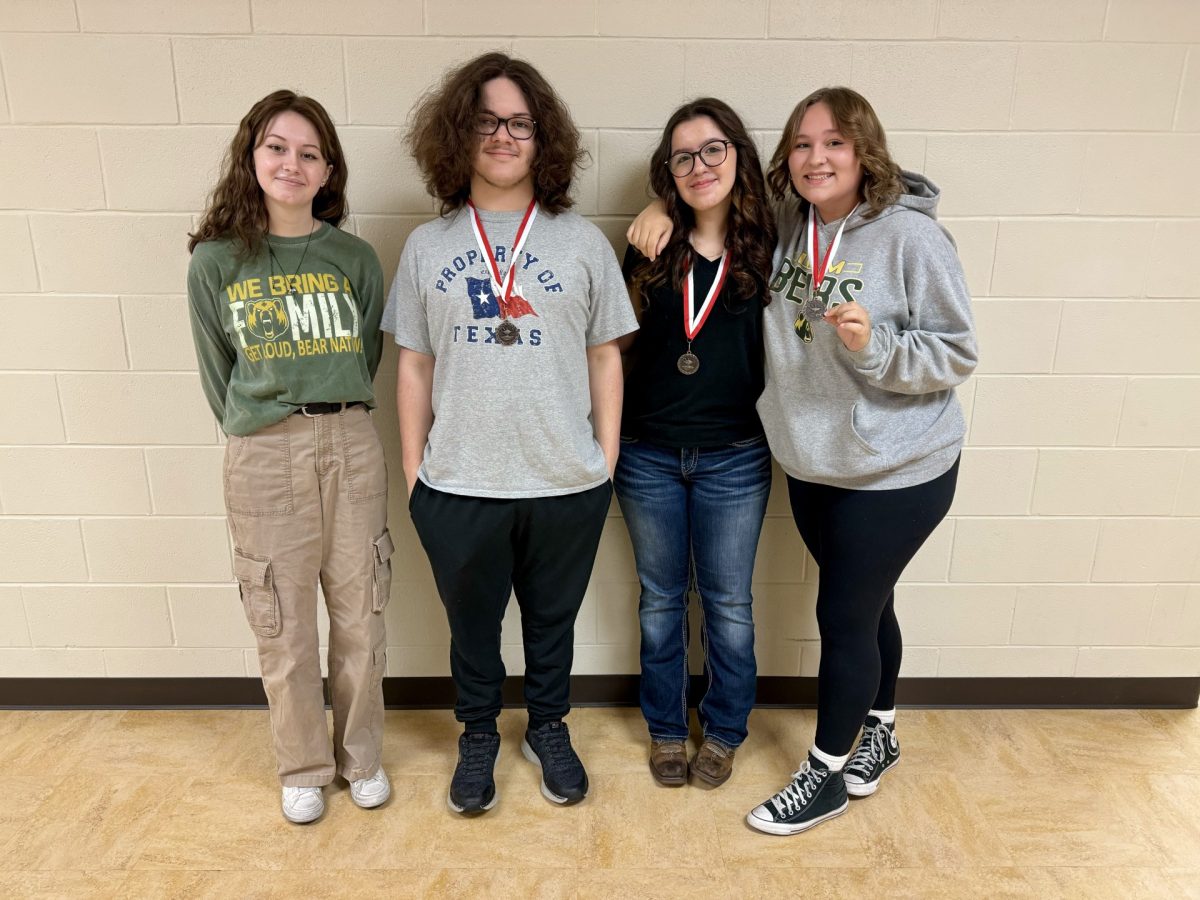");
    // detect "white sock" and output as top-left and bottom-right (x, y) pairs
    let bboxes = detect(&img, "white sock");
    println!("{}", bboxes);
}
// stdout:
(869, 708), (896, 726)
(809, 744), (850, 772)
